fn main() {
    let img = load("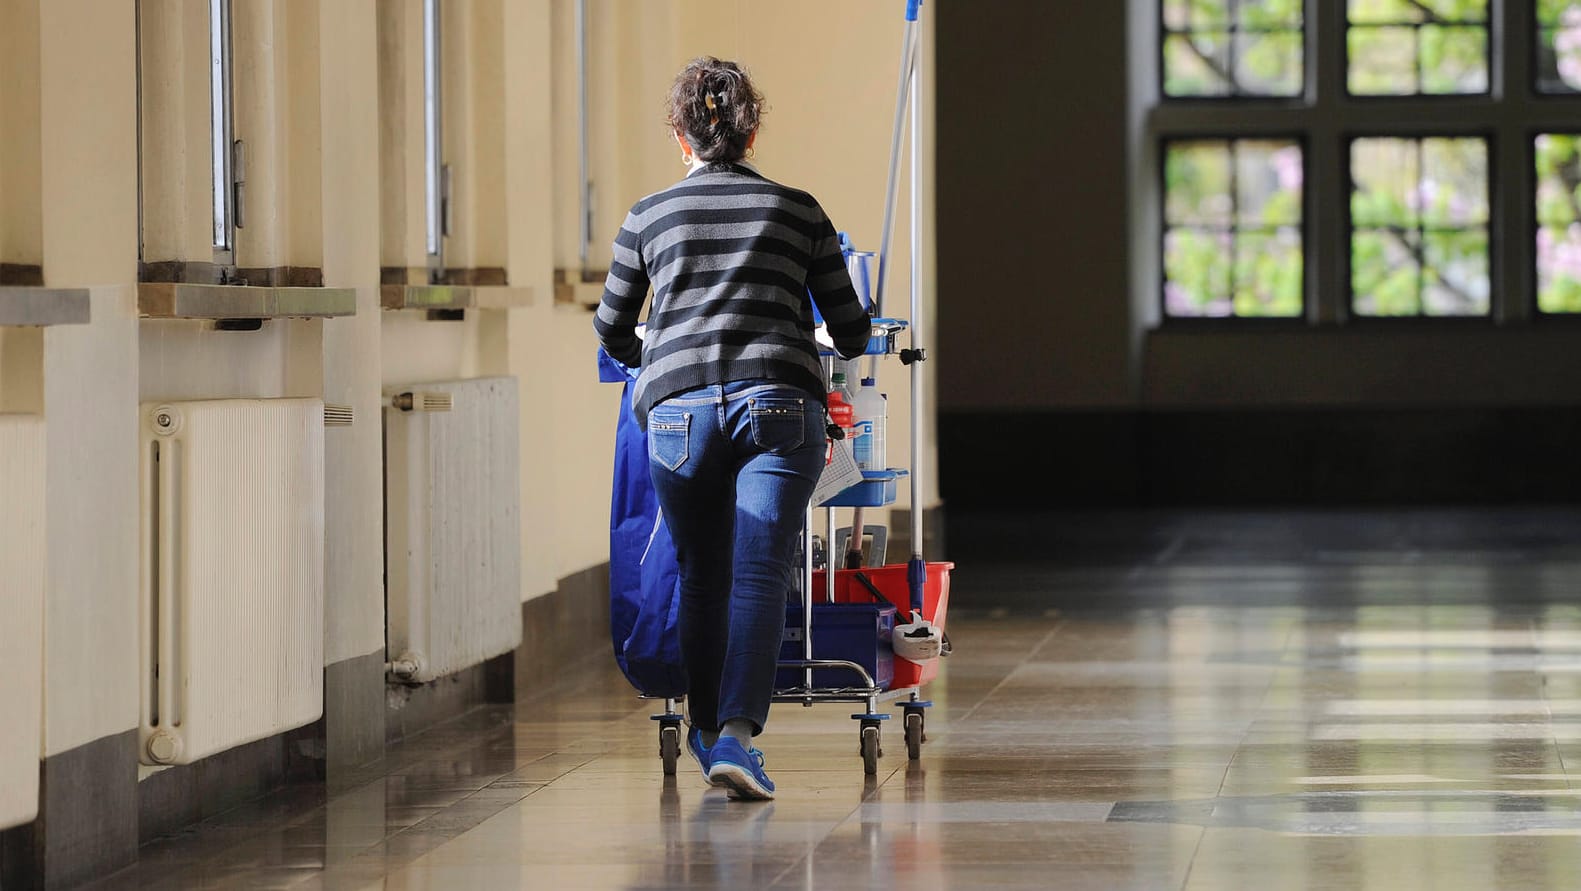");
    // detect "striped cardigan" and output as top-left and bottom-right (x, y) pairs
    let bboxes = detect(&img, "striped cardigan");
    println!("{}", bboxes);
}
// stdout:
(594, 162), (872, 427)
